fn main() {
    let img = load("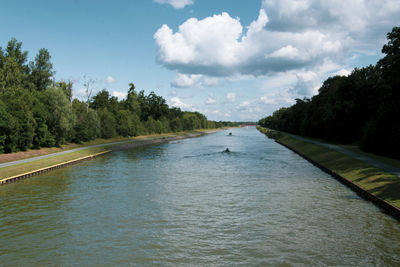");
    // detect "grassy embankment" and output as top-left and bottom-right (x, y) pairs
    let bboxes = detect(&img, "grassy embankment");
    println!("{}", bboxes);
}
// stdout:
(0, 147), (108, 179)
(0, 129), (222, 179)
(258, 127), (400, 209)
